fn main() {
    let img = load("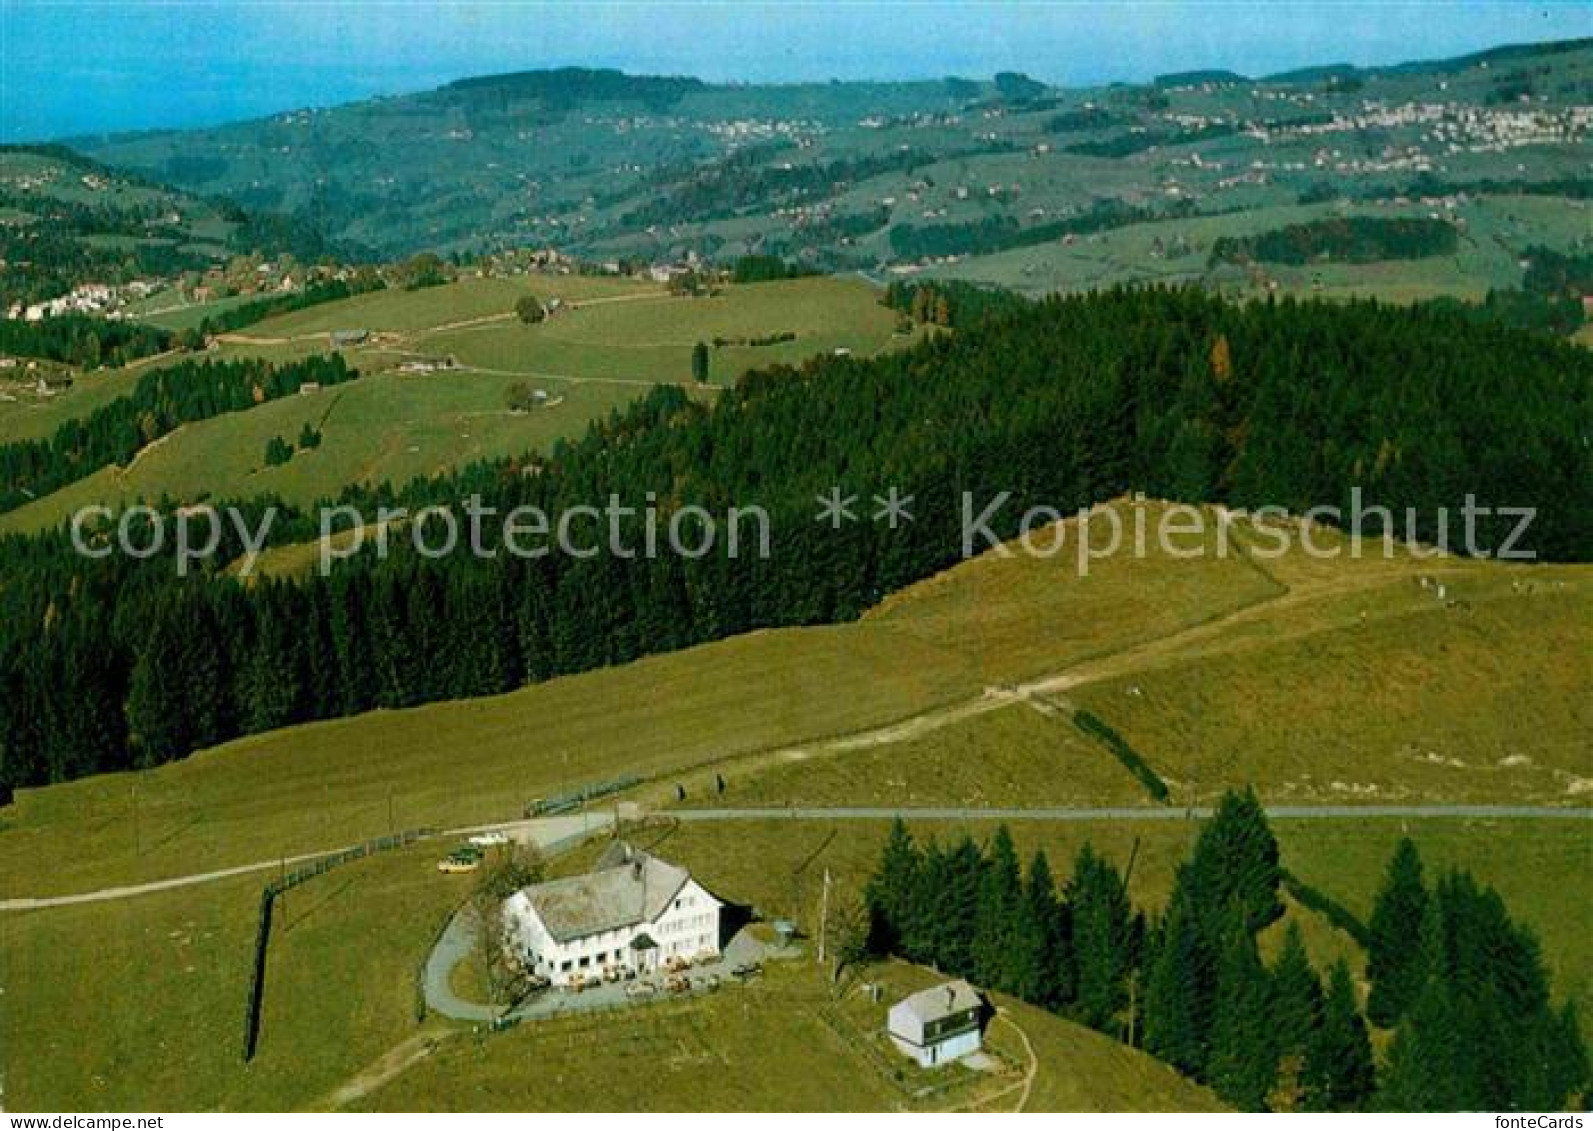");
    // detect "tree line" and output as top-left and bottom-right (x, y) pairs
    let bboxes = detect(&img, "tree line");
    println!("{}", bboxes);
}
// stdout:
(889, 197), (1191, 260)
(0, 353), (356, 513)
(729, 254), (818, 284)
(862, 793), (1585, 1110)
(1367, 839), (1587, 1109)
(1211, 217), (1460, 266)
(1, 286), (1589, 787)
(1418, 244), (1592, 339)
(882, 278), (1031, 328)
(0, 314), (173, 369)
